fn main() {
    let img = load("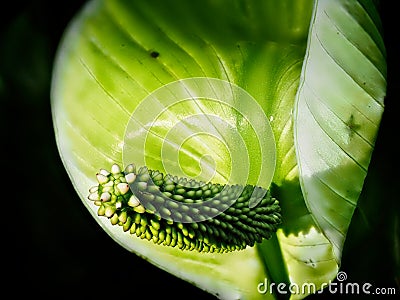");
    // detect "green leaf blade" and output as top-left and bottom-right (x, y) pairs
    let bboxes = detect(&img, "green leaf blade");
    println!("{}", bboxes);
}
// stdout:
(51, 1), (285, 299)
(295, 0), (386, 262)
